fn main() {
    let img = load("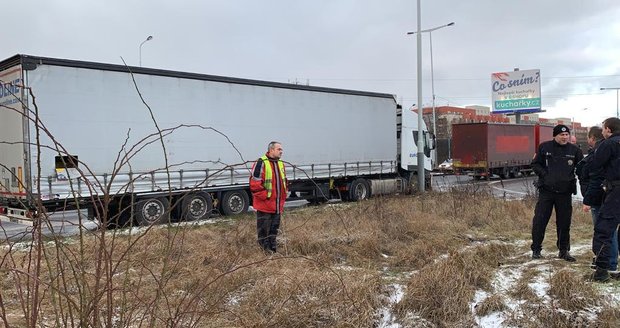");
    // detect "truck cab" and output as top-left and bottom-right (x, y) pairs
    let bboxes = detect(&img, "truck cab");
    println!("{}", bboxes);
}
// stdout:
(397, 106), (435, 189)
